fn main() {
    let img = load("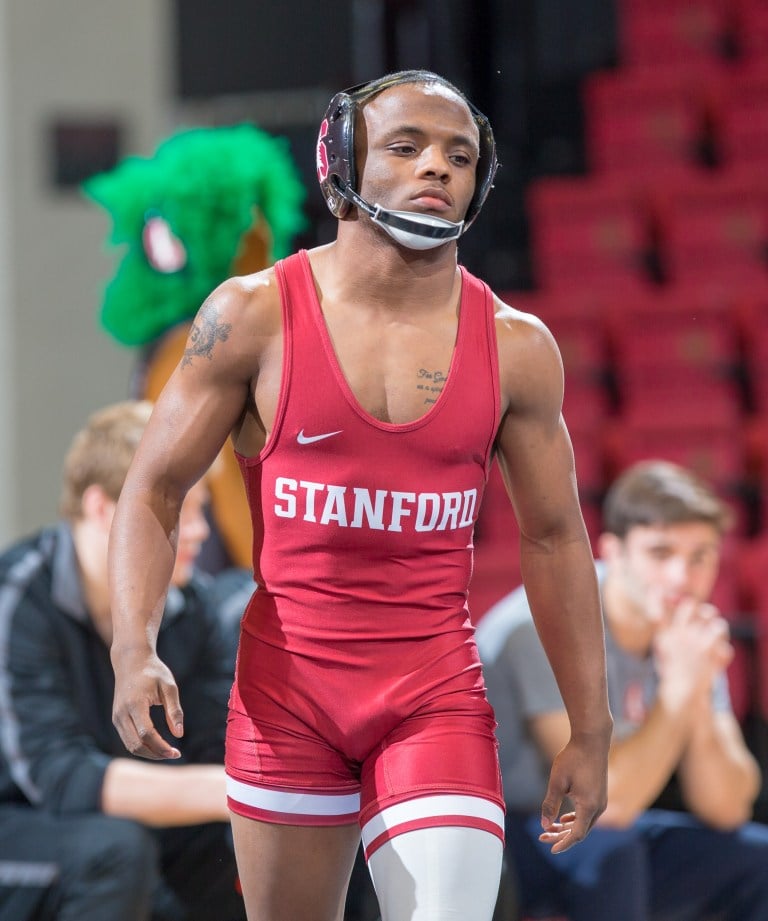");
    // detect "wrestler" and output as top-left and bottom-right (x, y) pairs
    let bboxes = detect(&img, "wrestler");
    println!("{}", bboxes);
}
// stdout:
(109, 70), (612, 921)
